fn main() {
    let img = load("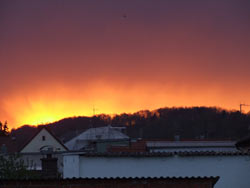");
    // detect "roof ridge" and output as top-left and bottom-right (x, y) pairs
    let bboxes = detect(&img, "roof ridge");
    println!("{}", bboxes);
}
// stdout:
(80, 150), (249, 157)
